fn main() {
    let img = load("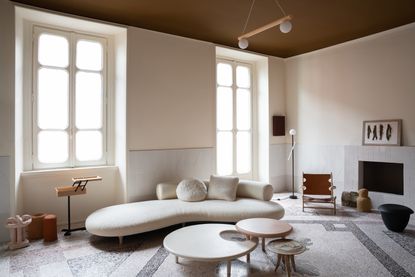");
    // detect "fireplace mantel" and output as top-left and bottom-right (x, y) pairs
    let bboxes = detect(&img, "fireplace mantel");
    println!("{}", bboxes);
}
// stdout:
(344, 145), (415, 212)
